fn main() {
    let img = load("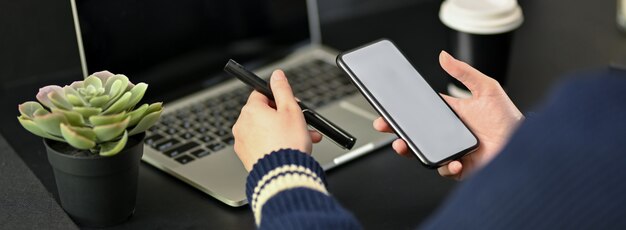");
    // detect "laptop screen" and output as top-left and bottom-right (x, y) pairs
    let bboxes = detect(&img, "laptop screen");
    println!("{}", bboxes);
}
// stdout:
(72, 0), (310, 100)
